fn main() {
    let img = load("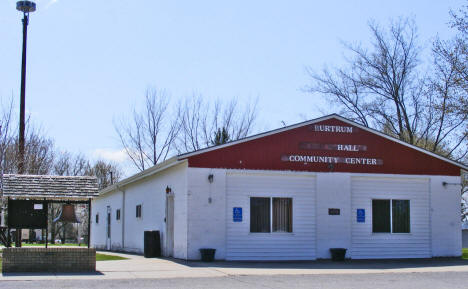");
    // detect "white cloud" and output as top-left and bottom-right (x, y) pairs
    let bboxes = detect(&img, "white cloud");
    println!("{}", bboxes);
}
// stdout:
(45, 0), (59, 9)
(92, 148), (128, 163)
